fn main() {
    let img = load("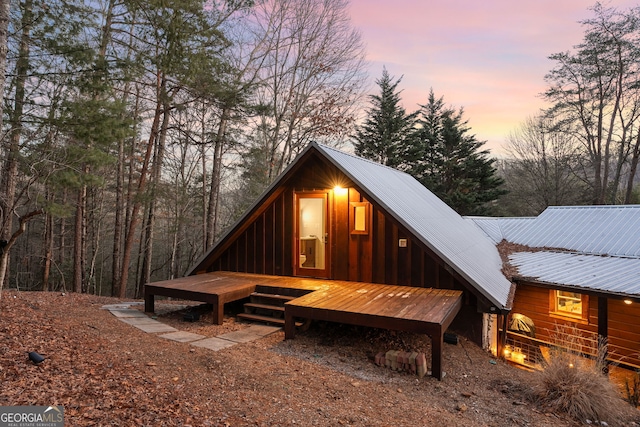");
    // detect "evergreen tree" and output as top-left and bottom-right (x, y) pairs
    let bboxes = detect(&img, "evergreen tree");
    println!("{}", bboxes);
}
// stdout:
(408, 90), (505, 215)
(352, 67), (416, 167)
